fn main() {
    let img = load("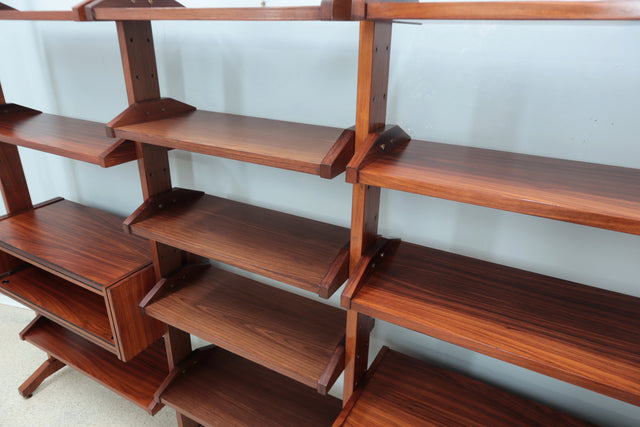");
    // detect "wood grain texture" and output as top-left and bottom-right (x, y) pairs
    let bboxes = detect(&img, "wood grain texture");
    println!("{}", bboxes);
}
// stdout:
(0, 199), (151, 293)
(116, 21), (160, 105)
(18, 355), (65, 398)
(22, 317), (168, 415)
(347, 241), (640, 406)
(144, 264), (346, 392)
(0, 142), (32, 213)
(358, 139), (640, 235)
(346, 125), (409, 183)
(160, 346), (342, 427)
(0, 110), (136, 167)
(128, 190), (350, 296)
(367, 1), (640, 20)
(106, 265), (165, 362)
(114, 110), (350, 177)
(0, 10), (75, 20)
(335, 347), (593, 426)
(92, 6), (325, 21)
(107, 97), (195, 137)
(0, 266), (115, 351)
